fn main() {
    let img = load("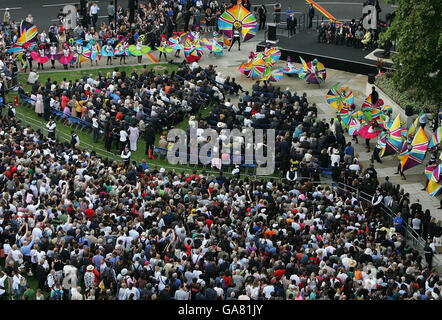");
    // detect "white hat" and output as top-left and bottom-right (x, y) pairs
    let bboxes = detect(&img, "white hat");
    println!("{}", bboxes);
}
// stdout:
(159, 168), (165, 173)
(86, 265), (94, 271)
(121, 268), (128, 276)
